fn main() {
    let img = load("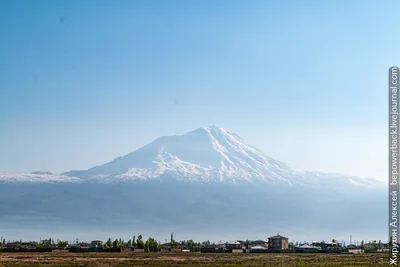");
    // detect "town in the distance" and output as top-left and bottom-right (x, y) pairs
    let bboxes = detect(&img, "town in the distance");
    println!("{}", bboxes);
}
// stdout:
(0, 232), (391, 254)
